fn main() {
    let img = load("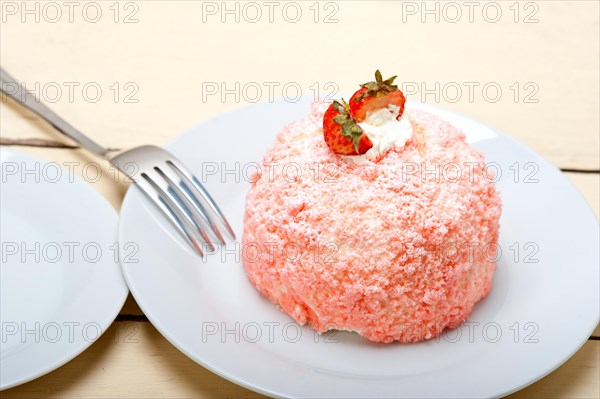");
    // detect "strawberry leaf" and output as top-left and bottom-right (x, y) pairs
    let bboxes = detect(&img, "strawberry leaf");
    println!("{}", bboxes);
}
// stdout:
(331, 99), (365, 153)
(355, 70), (399, 102)
(332, 100), (346, 113)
